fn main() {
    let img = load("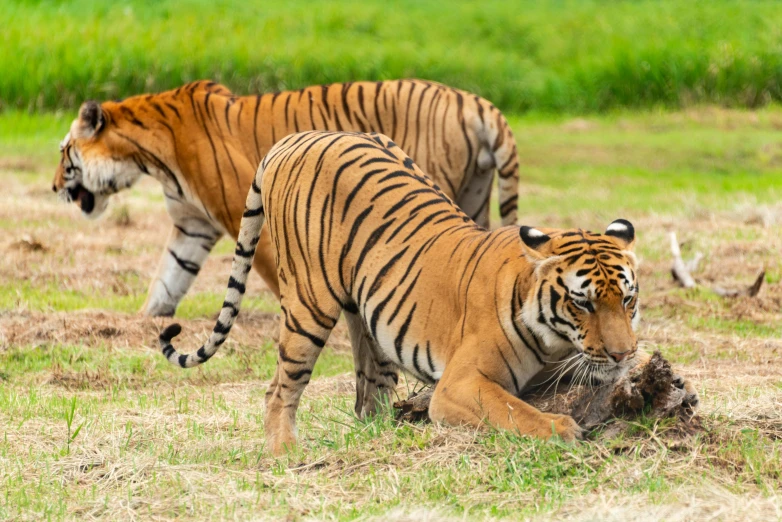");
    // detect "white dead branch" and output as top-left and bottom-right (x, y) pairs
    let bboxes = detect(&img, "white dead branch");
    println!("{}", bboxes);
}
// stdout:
(668, 231), (765, 298)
